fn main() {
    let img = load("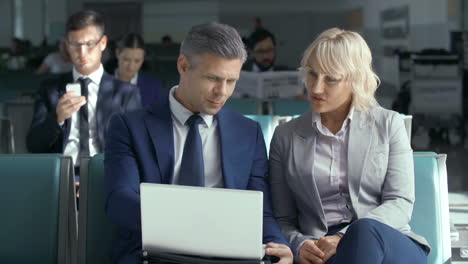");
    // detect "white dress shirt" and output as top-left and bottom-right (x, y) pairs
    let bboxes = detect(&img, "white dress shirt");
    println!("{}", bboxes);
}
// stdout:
(43, 52), (73, 73)
(311, 107), (355, 227)
(169, 86), (224, 188)
(63, 64), (103, 166)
